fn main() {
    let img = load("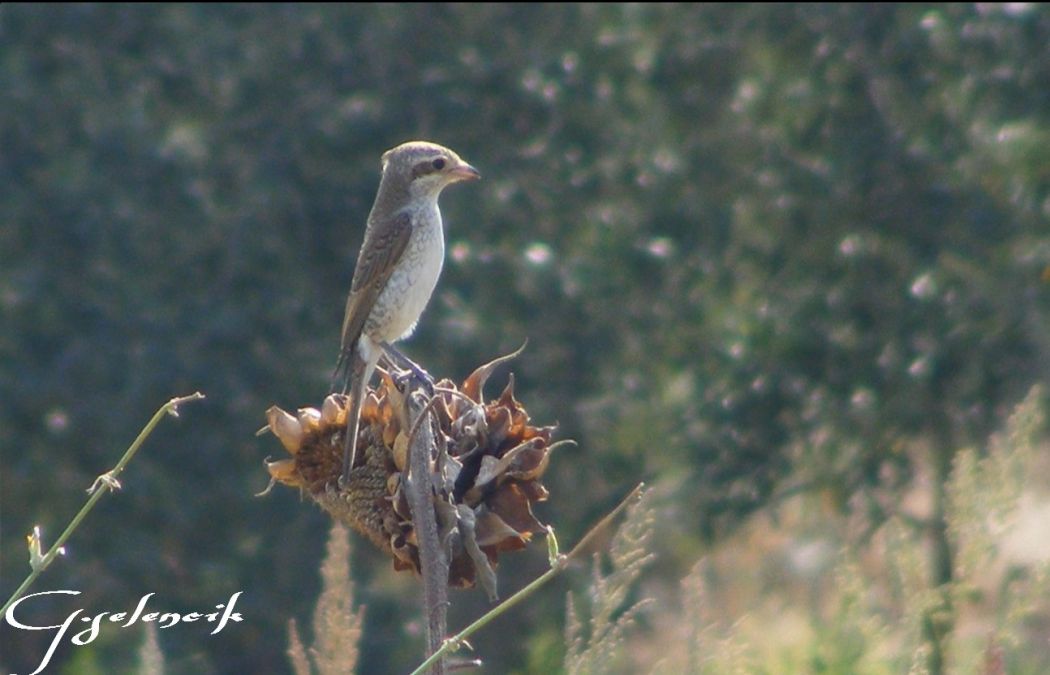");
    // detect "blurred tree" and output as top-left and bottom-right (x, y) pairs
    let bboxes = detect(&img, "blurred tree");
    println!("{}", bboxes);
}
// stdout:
(1, 4), (1048, 673)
